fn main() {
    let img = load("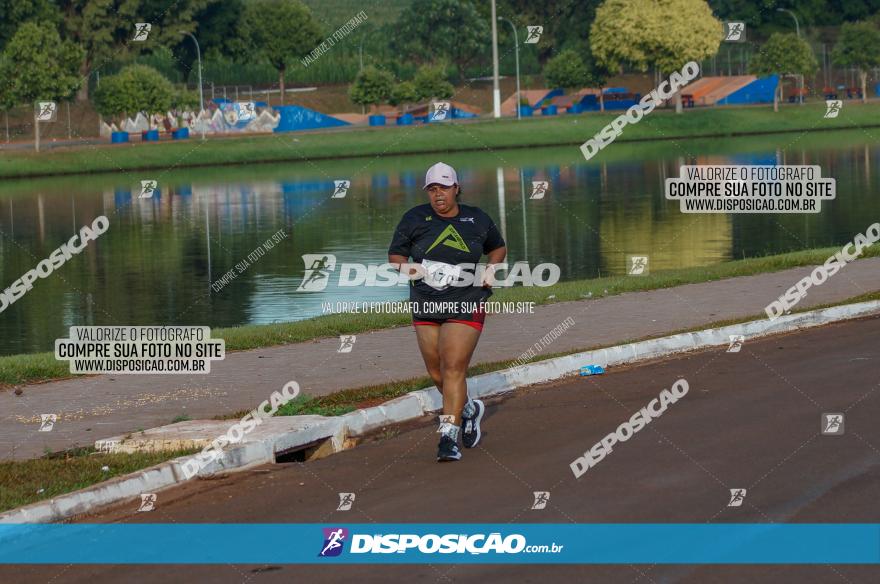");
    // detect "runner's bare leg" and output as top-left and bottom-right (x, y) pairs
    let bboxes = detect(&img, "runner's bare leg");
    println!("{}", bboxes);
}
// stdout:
(438, 322), (481, 425)
(414, 325), (443, 392)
